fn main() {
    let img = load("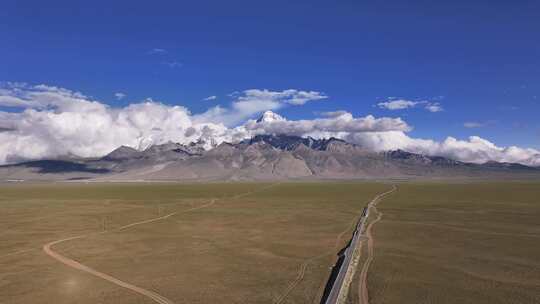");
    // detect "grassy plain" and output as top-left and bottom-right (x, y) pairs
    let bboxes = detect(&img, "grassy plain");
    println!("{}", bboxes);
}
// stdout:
(347, 182), (540, 304)
(0, 182), (390, 304)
